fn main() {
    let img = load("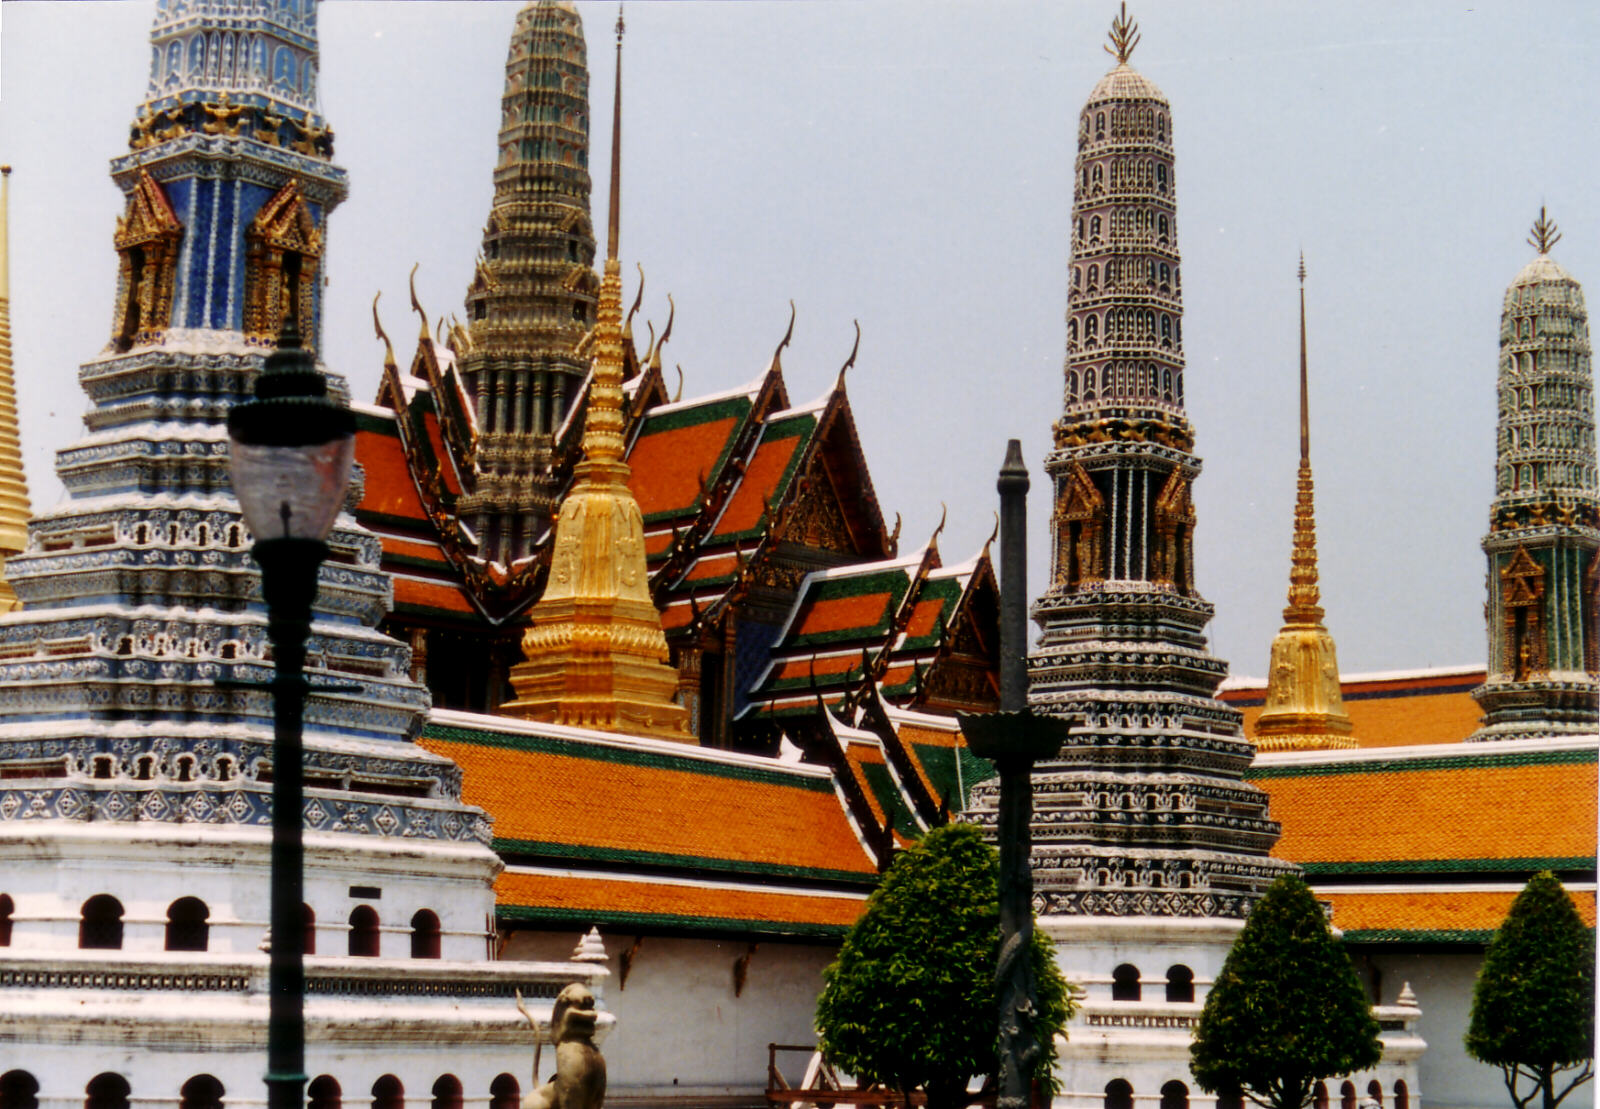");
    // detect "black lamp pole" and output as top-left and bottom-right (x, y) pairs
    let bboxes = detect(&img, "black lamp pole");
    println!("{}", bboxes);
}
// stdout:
(959, 440), (1070, 1109)
(227, 321), (355, 1109)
